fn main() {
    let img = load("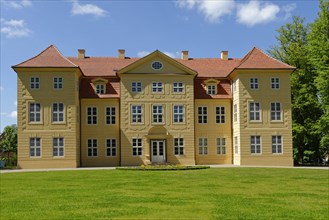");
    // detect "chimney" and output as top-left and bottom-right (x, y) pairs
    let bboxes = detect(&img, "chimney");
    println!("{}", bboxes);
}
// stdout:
(118, 49), (125, 59)
(181, 50), (189, 60)
(221, 51), (228, 60)
(78, 49), (85, 59)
